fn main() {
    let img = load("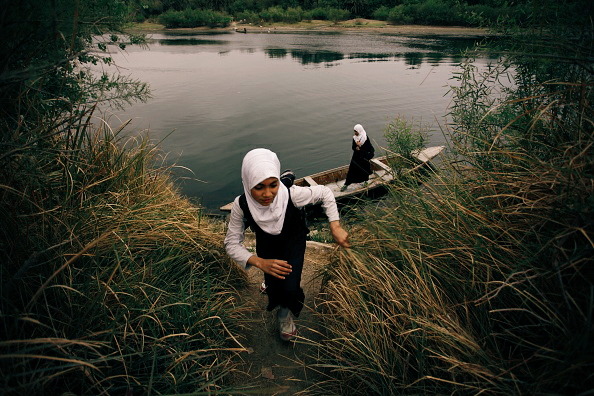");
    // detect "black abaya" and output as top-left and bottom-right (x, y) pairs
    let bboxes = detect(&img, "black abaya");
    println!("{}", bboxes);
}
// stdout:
(344, 138), (374, 185)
